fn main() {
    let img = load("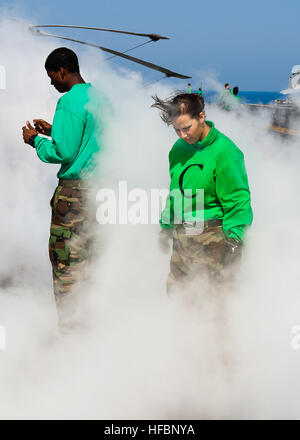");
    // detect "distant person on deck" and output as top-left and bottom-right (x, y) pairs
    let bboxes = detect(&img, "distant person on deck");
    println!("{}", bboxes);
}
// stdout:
(187, 83), (193, 94)
(218, 83), (231, 109)
(226, 86), (242, 112)
(232, 86), (241, 100)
